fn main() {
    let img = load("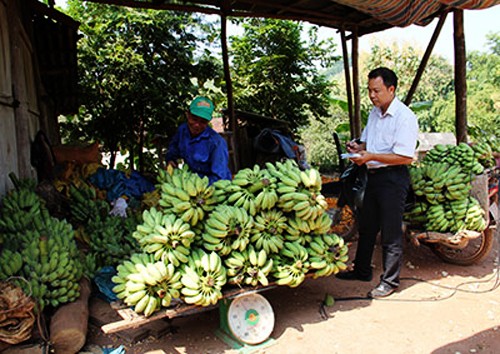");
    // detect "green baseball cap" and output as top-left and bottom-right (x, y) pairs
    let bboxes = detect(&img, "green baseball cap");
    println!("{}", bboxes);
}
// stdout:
(189, 96), (214, 121)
